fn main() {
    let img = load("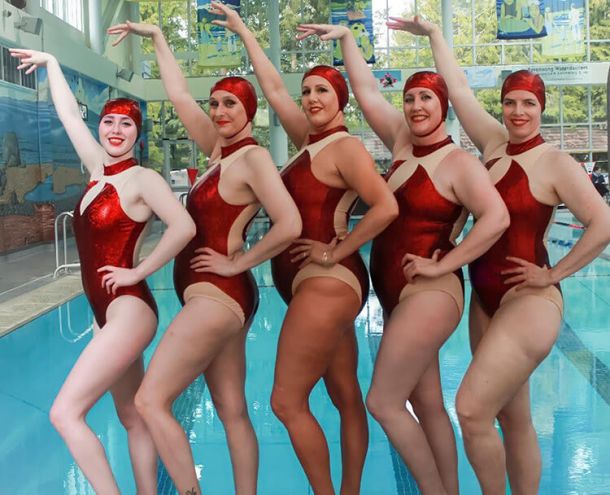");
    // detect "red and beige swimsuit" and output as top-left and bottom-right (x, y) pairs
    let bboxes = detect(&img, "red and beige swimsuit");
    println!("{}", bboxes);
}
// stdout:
(271, 126), (369, 309)
(469, 134), (563, 317)
(73, 158), (158, 327)
(370, 137), (467, 316)
(173, 137), (261, 326)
